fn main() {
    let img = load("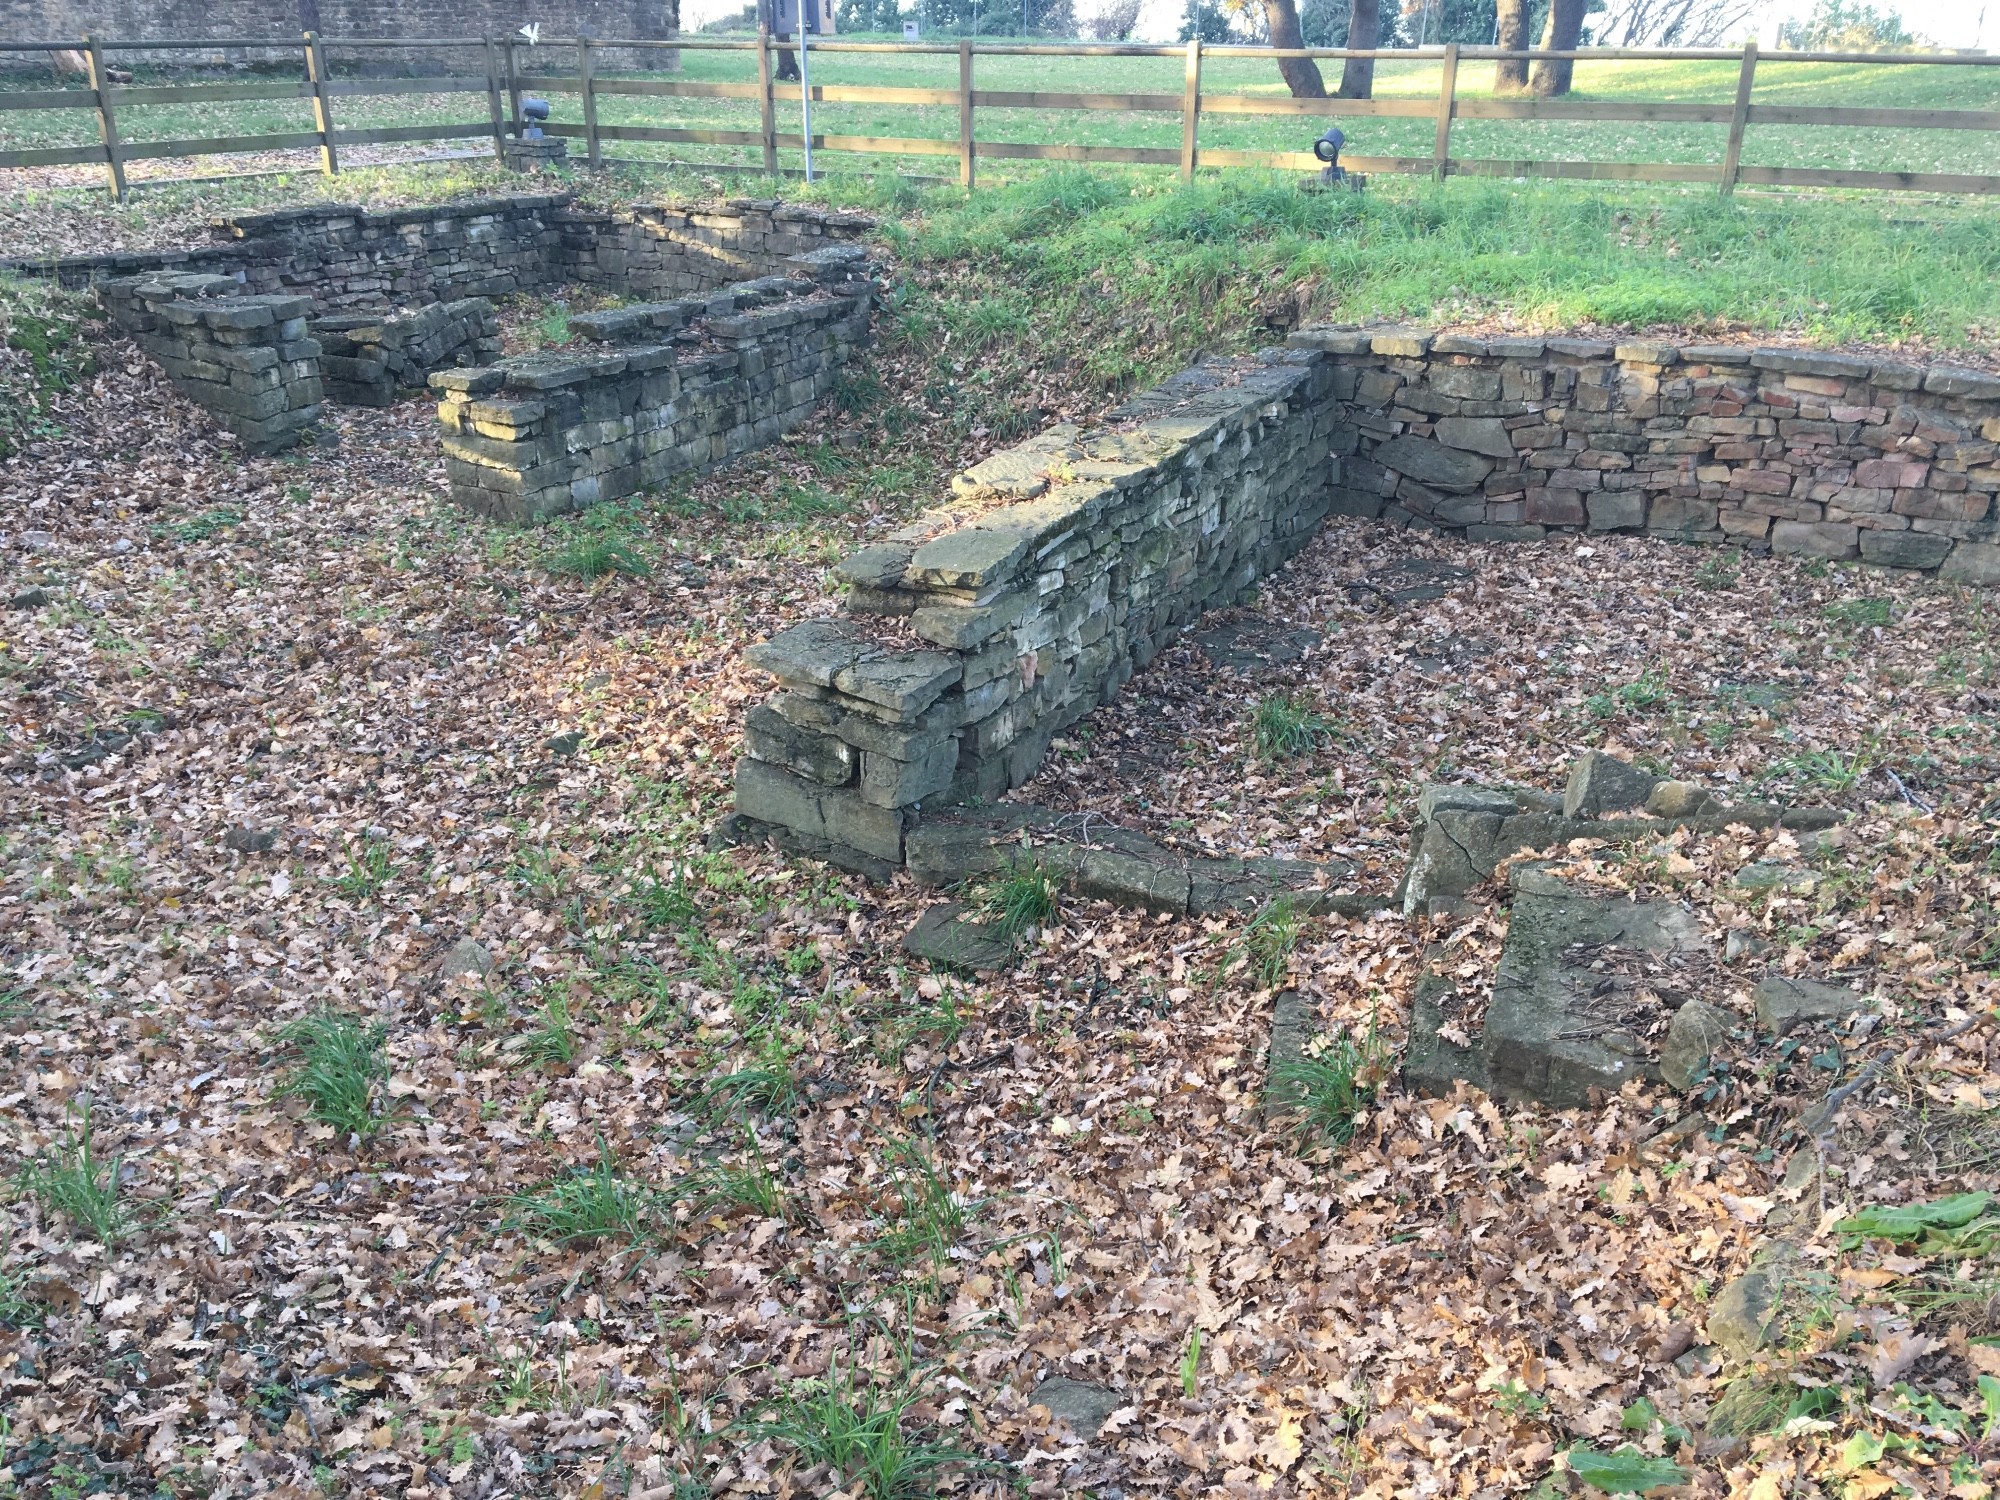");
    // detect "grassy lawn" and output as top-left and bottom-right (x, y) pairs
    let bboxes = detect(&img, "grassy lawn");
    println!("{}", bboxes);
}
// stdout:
(3, 41), (1998, 181)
